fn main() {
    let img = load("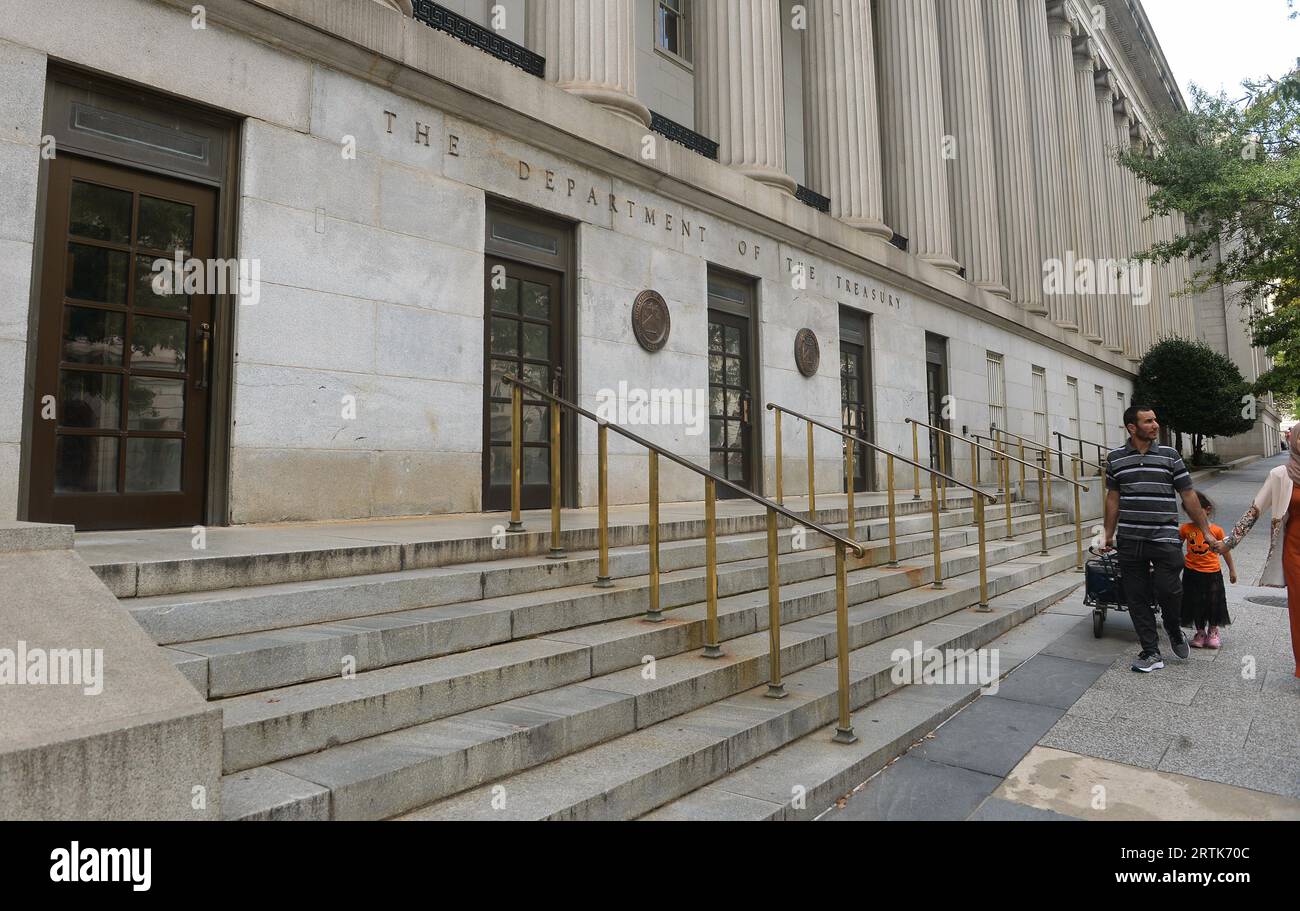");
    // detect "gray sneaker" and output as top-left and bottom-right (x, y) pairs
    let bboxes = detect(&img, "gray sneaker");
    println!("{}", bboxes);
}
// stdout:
(1131, 653), (1165, 673)
(1170, 636), (1191, 660)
